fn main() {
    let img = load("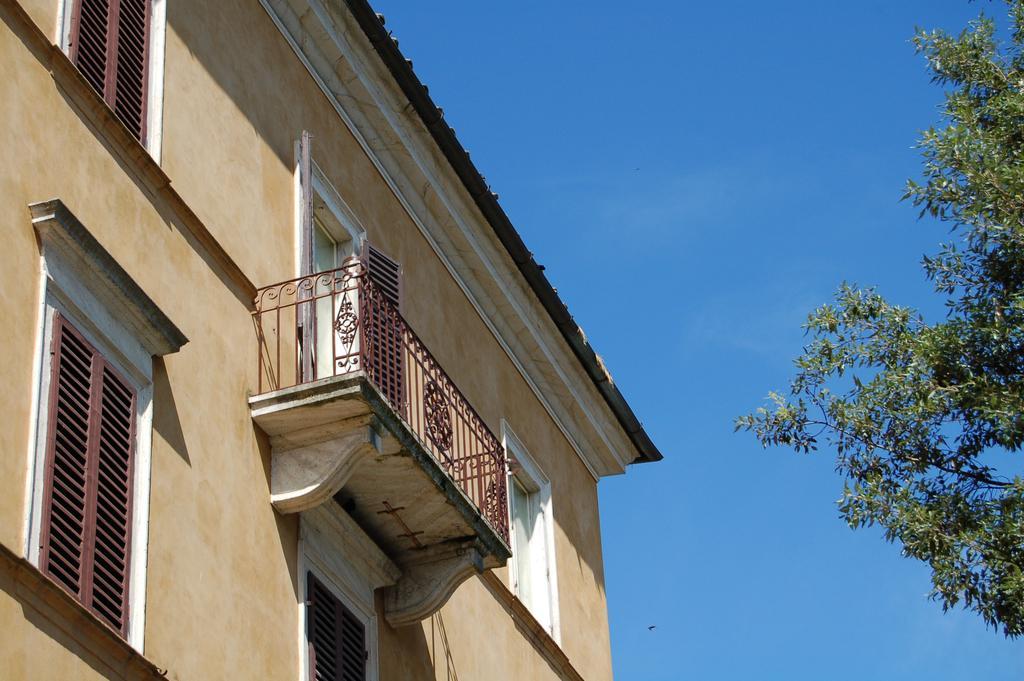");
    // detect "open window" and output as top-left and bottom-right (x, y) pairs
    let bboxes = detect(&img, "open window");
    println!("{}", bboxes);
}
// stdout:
(504, 423), (560, 641)
(310, 178), (361, 381)
(296, 134), (367, 383)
